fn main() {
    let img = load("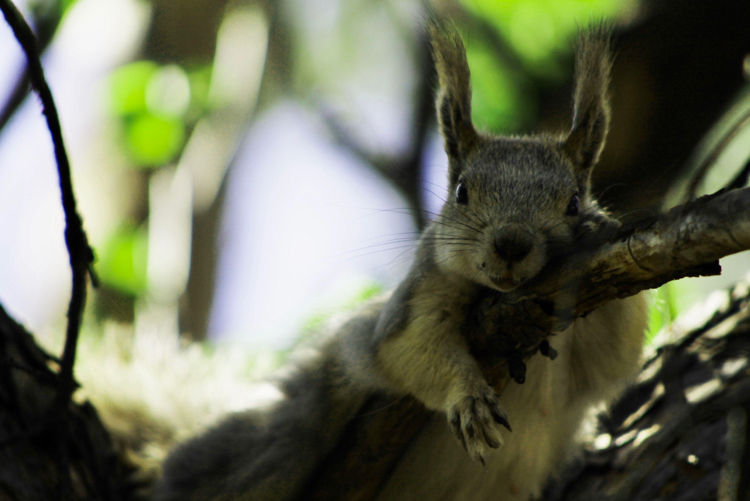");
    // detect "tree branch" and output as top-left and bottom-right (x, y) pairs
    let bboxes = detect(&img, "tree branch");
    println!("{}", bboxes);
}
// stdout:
(461, 187), (750, 379)
(0, 0), (63, 134)
(0, 0), (94, 405)
(545, 276), (750, 500)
